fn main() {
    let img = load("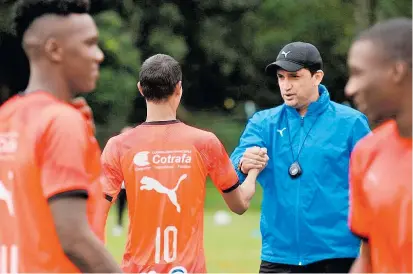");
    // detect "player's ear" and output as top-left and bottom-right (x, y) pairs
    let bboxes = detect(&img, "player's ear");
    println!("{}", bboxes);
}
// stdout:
(44, 37), (63, 63)
(137, 82), (144, 97)
(174, 81), (182, 97)
(392, 61), (409, 84)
